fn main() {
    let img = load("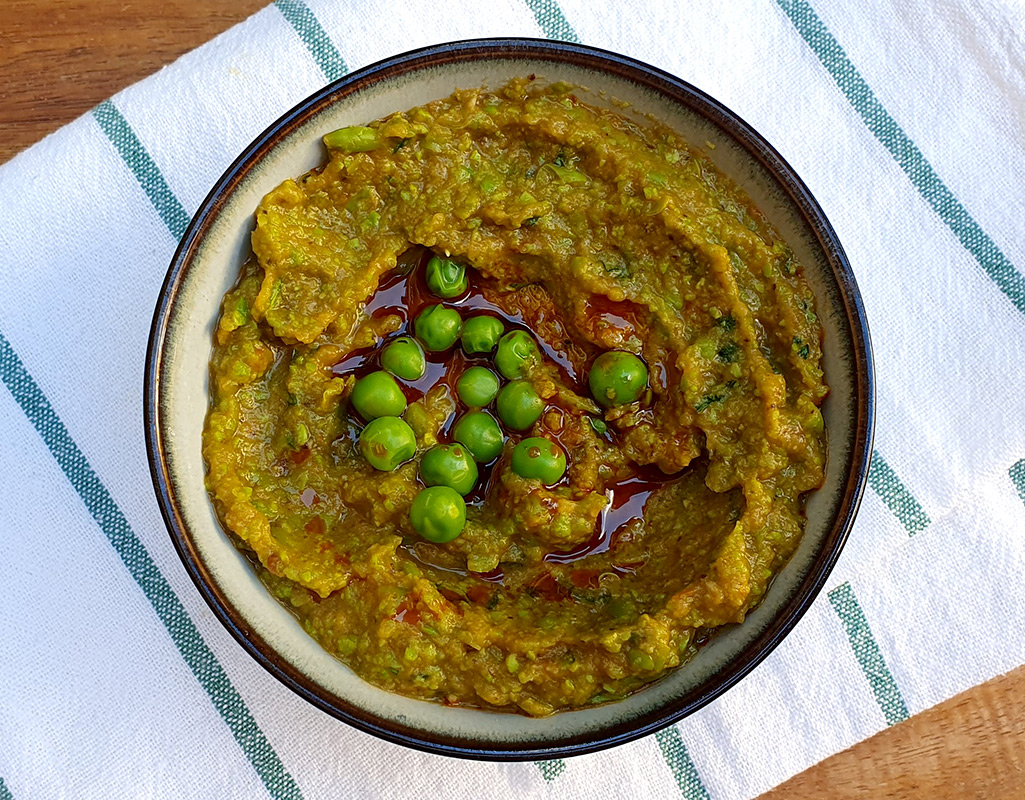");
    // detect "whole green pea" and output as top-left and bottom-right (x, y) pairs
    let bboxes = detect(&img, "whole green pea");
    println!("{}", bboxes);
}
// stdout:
(588, 350), (649, 408)
(414, 304), (462, 352)
(420, 444), (479, 496)
(496, 380), (544, 431)
(461, 315), (505, 355)
(410, 485), (466, 543)
(351, 371), (407, 420)
(452, 411), (505, 463)
(511, 437), (567, 485)
(495, 330), (540, 379)
(358, 416), (417, 471)
(425, 255), (468, 299)
(381, 336), (425, 381)
(456, 367), (501, 408)
(323, 125), (380, 152)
